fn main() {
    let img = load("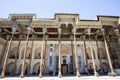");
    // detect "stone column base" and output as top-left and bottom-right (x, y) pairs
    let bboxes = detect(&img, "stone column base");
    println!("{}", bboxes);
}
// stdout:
(94, 72), (99, 77)
(108, 71), (117, 77)
(0, 73), (5, 78)
(20, 73), (24, 78)
(58, 72), (62, 78)
(39, 72), (42, 78)
(76, 71), (80, 77)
